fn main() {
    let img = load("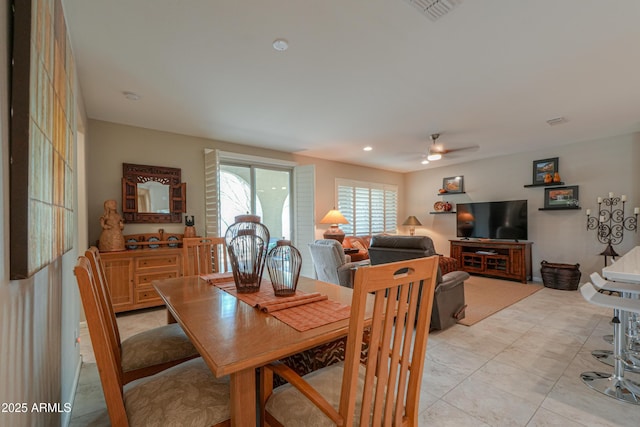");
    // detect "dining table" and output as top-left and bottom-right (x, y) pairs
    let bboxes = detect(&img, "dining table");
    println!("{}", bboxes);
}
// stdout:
(153, 274), (372, 427)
